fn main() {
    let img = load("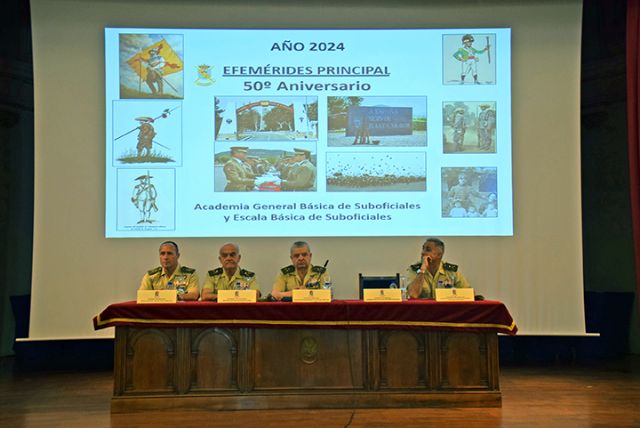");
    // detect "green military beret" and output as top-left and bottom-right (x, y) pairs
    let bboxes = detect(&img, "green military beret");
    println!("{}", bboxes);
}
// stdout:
(281, 265), (295, 274)
(180, 266), (196, 274)
(443, 262), (458, 272)
(208, 267), (223, 276)
(239, 268), (255, 278)
(147, 266), (162, 275)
